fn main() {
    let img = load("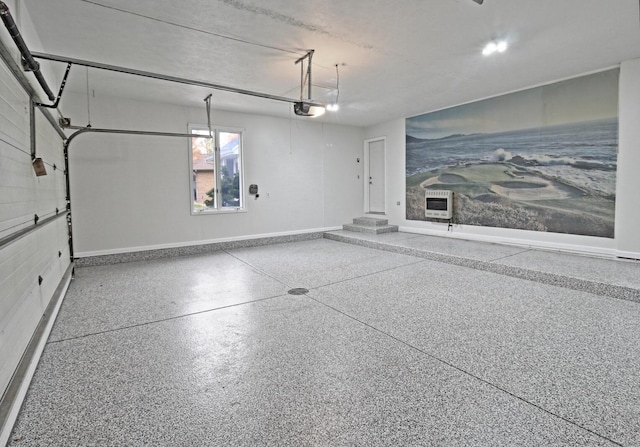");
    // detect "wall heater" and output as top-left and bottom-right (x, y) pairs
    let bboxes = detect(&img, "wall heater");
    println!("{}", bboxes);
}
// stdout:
(425, 190), (453, 219)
